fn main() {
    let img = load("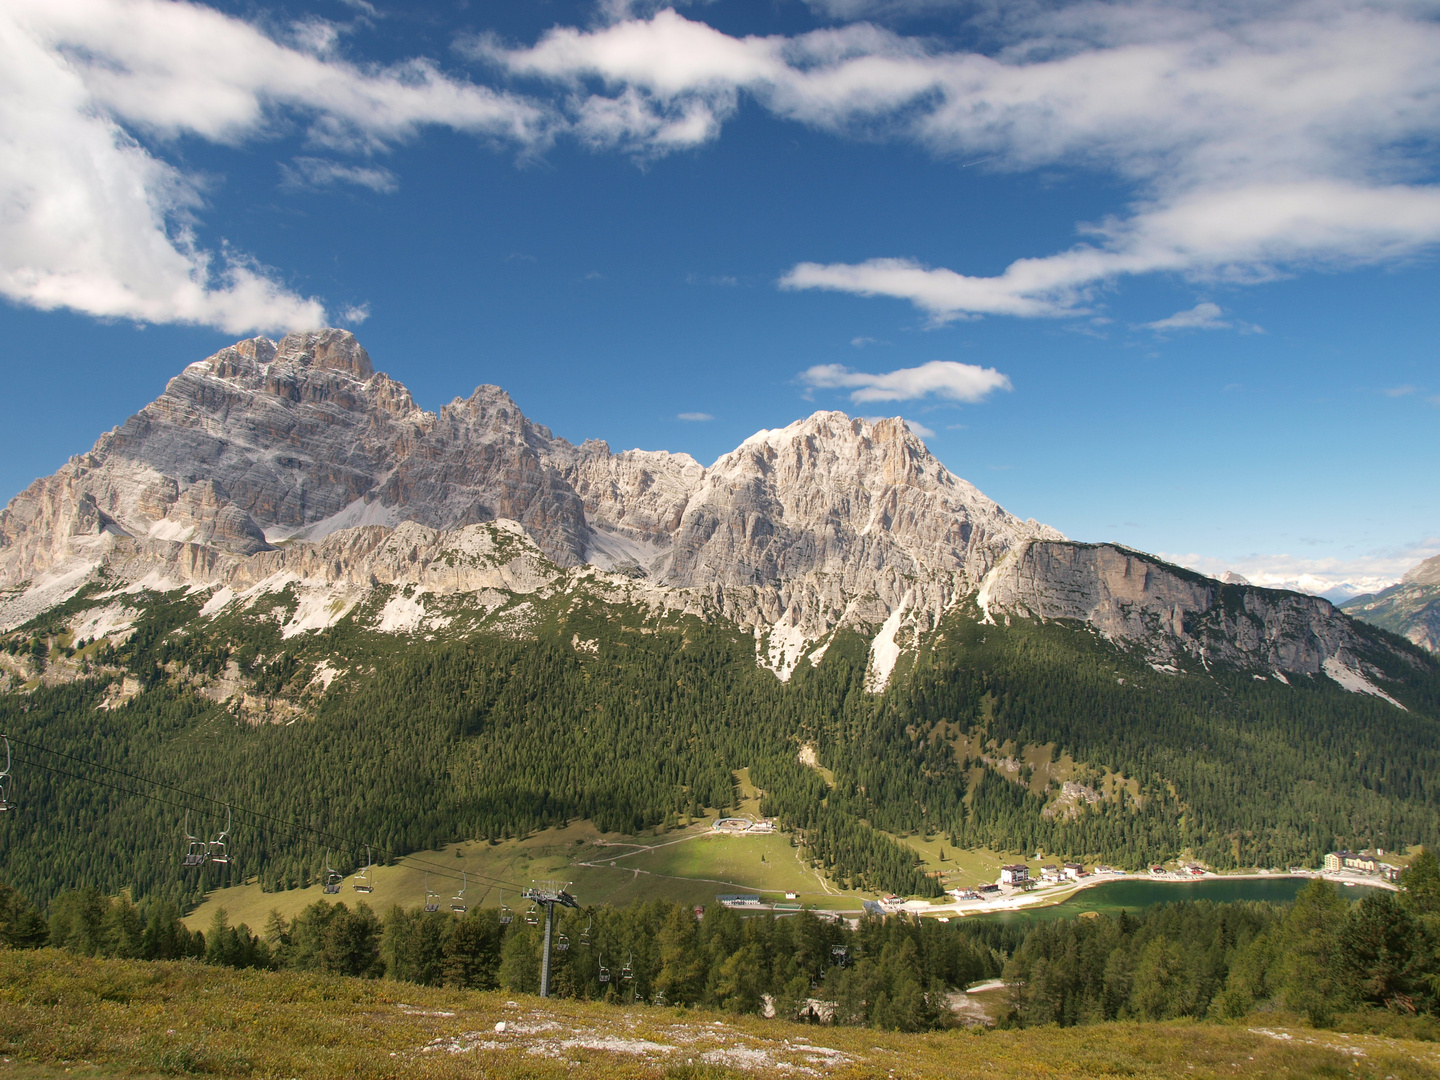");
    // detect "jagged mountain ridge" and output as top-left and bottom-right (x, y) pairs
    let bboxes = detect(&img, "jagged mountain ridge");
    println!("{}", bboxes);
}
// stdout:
(0, 329), (1414, 693)
(1343, 554), (1440, 655)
